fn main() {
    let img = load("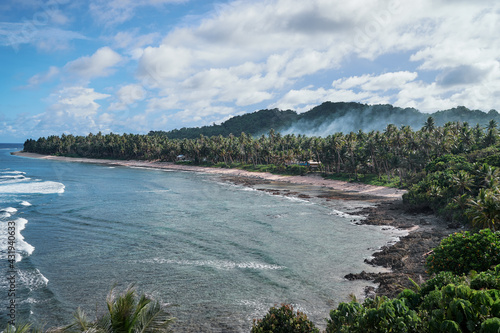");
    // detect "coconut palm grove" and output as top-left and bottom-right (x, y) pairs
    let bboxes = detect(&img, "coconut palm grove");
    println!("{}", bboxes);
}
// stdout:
(9, 102), (500, 332)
